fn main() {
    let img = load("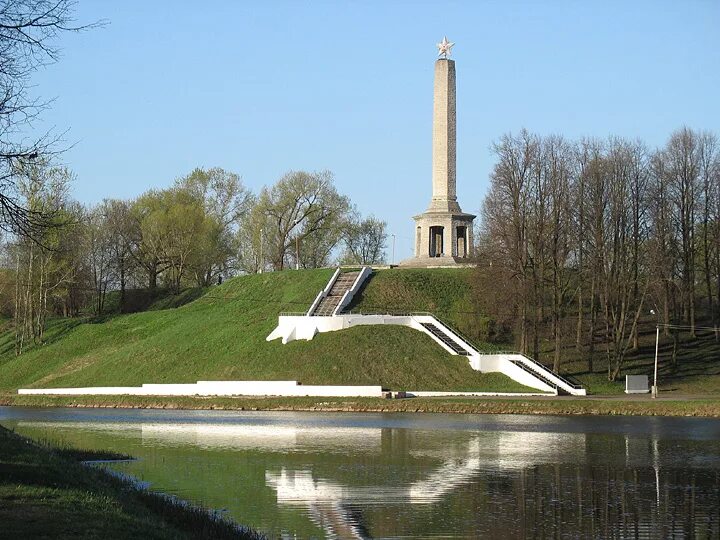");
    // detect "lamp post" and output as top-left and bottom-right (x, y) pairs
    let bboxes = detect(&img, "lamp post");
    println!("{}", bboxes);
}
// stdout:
(291, 218), (301, 270)
(391, 234), (395, 265)
(652, 324), (660, 398)
(649, 308), (660, 398)
(259, 228), (263, 274)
